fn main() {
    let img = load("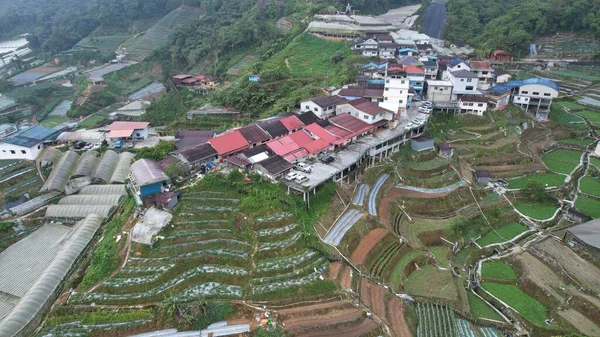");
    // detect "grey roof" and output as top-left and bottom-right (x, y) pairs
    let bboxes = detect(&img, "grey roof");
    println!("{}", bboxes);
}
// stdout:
(49, 100), (72, 117)
(451, 69), (478, 78)
(7, 192), (60, 216)
(307, 96), (339, 108)
(110, 152), (135, 184)
(567, 218), (600, 249)
(128, 82), (166, 101)
(3, 125), (61, 148)
(131, 159), (169, 186)
(71, 151), (99, 178)
(0, 215), (103, 337)
(78, 184), (126, 195)
(177, 143), (217, 163)
(45, 205), (114, 218)
(58, 194), (123, 206)
(175, 130), (215, 149)
(131, 207), (173, 245)
(93, 150), (119, 183)
(37, 147), (62, 165)
(41, 151), (80, 192)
